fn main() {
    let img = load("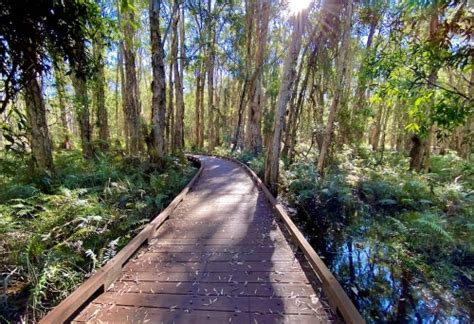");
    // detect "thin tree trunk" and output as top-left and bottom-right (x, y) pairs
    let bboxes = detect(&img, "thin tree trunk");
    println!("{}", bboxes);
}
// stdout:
(117, 2), (128, 149)
(150, 0), (167, 165)
(199, 67), (206, 148)
(194, 68), (202, 149)
(93, 40), (109, 150)
(316, 0), (353, 174)
(245, 0), (268, 154)
(231, 79), (249, 153)
(264, 11), (308, 195)
(123, 4), (141, 155)
(207, 0), (216, 151)
(119, 45), (128, 149)
(53, 60), (73, 150)
(115, 45), (122, 139)
(24, 73), (54, 173)
(166, 61), (174, 153)
(370, 105), (383, 151)
(72, 73), (94, 158)
(171, 0), (185, 153)
(288, 63), (312, 164)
